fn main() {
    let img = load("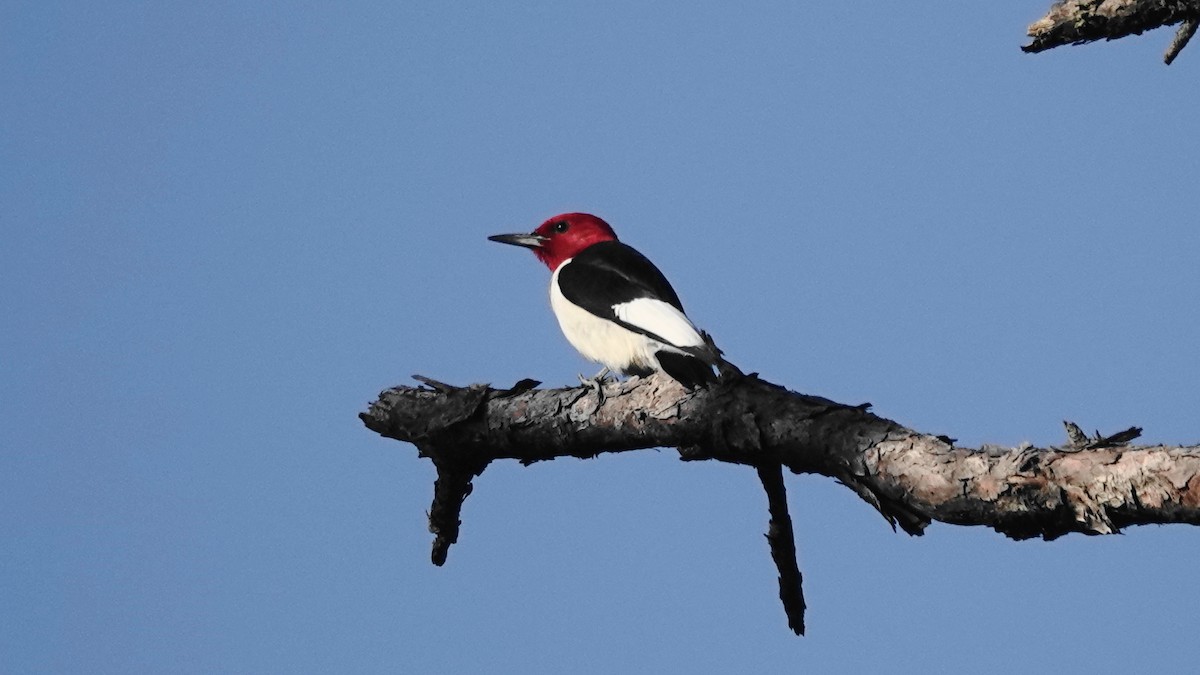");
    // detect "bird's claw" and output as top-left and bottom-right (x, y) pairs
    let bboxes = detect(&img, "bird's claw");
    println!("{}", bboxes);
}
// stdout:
(578, 368), (611, 414)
